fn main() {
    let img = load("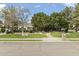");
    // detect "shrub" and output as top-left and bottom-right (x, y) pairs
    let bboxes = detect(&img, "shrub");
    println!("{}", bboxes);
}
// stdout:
(1, 27), (5, 32)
